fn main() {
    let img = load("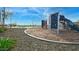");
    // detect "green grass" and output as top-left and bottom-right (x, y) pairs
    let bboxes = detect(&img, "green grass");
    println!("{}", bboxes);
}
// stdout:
(0, 37), (16, 51)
